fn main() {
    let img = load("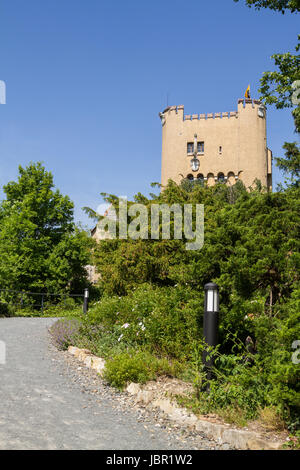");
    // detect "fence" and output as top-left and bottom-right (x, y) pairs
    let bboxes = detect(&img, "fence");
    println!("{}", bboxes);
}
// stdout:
(0, 288), (89, 314)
